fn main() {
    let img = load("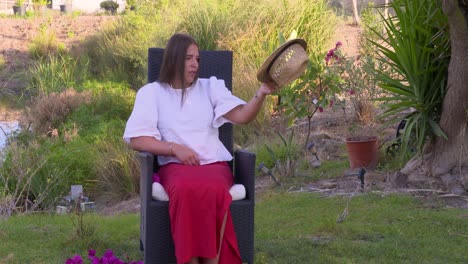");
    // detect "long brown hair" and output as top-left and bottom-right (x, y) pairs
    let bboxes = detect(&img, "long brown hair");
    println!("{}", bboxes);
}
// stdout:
(159, 33), (199, 105)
